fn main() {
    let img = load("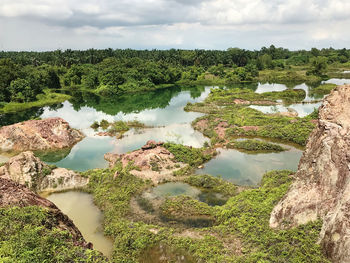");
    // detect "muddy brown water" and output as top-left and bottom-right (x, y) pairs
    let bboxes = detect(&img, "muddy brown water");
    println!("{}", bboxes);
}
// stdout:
(46, 191), (114, 257)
